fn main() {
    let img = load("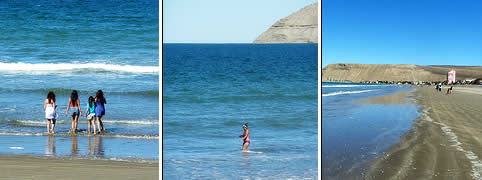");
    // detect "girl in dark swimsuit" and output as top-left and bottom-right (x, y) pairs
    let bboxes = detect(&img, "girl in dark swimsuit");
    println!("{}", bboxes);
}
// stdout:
(65, 90), (82, 133)
(239, 123), (250, 150)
